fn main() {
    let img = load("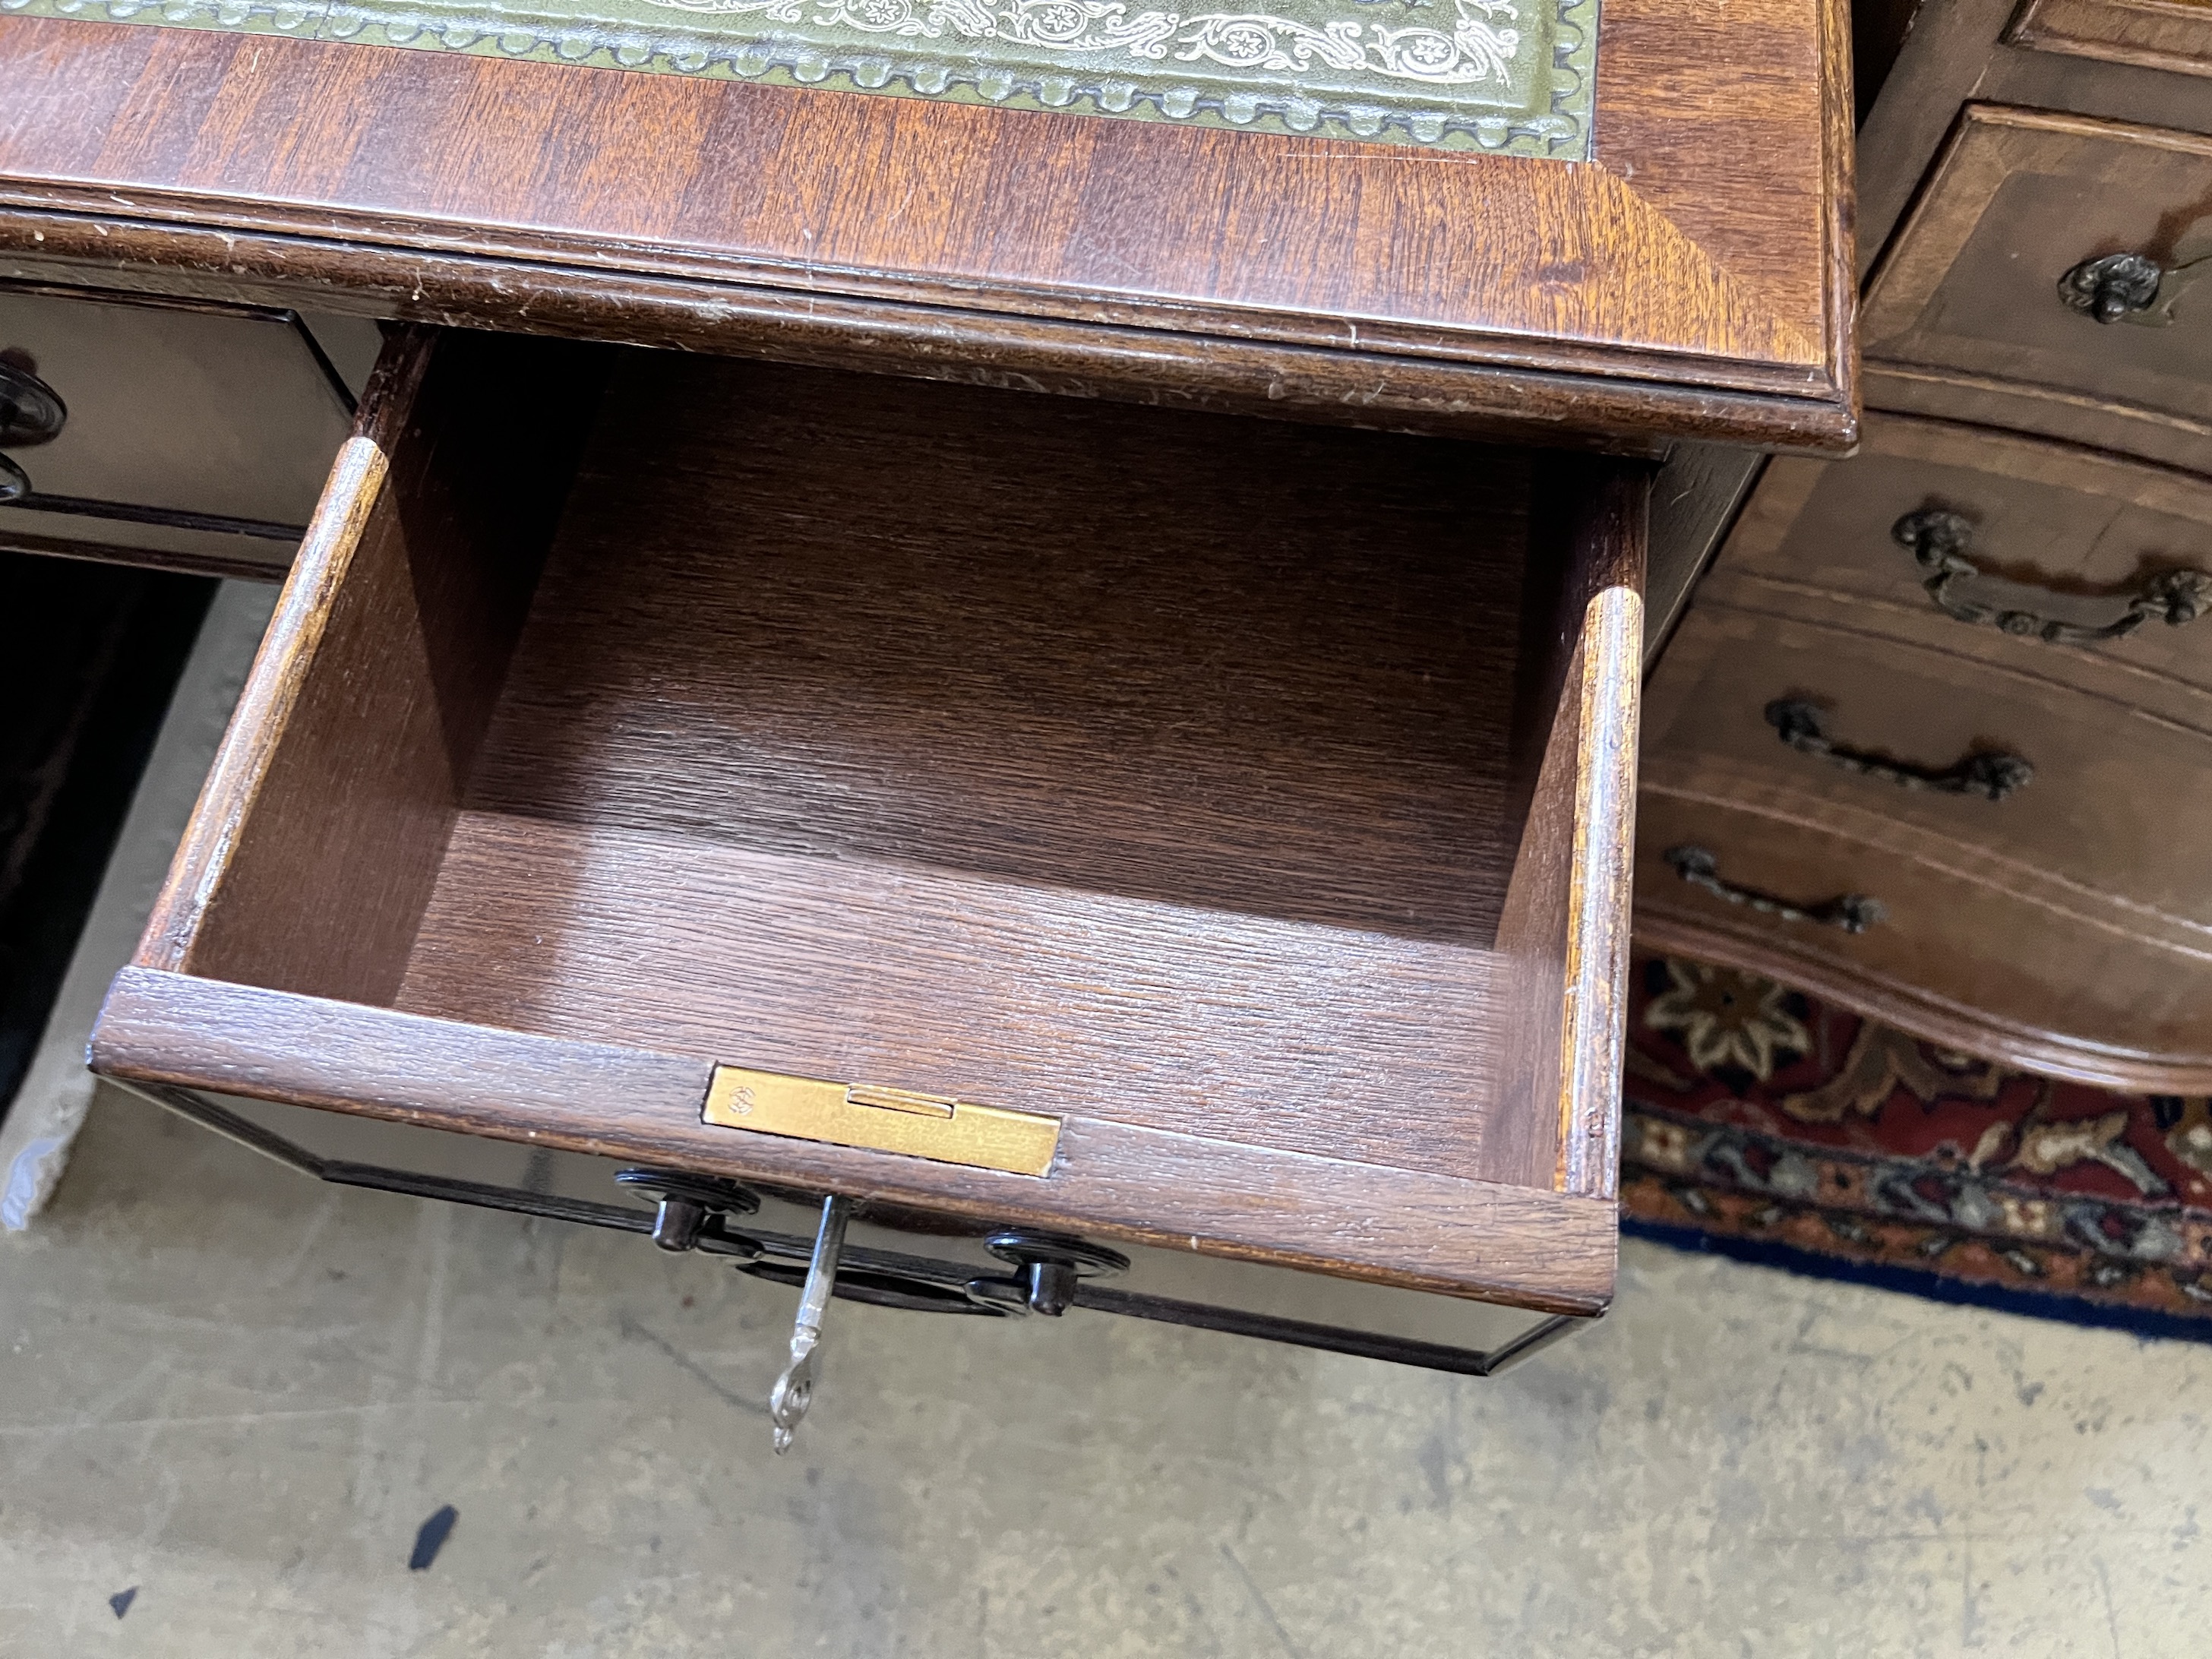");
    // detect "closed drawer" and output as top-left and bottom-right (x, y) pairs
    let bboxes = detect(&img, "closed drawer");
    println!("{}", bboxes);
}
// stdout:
(1862, 105), (2212, 472)
(1643, 603), (2212, 934)
(1633, 792), (2212, 1093)
(1706, 412), (2212, 714)
(0, 289), (374, 577)
(2007, 0), (2212, 82)
(87, 327), (1646, 1364)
